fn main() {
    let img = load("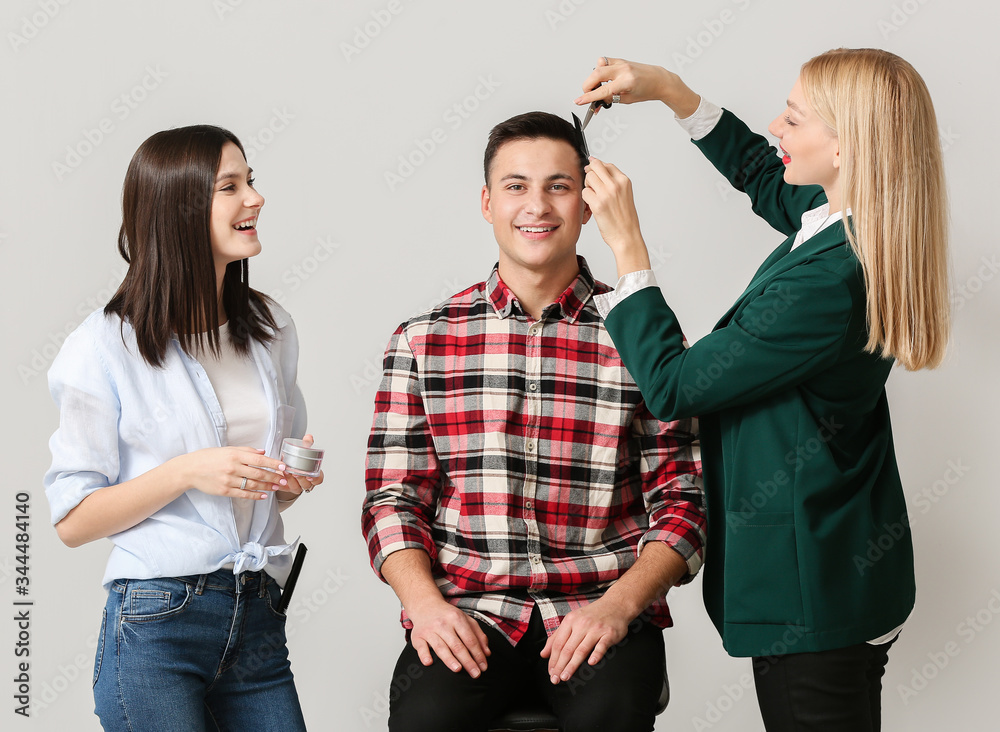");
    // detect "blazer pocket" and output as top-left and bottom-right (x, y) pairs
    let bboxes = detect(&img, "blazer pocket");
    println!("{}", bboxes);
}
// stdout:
(723, 511), (804, 626)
